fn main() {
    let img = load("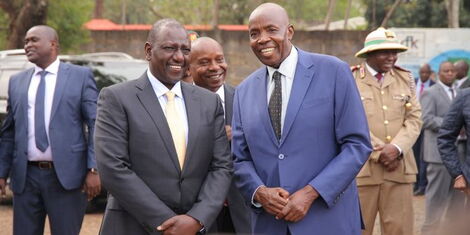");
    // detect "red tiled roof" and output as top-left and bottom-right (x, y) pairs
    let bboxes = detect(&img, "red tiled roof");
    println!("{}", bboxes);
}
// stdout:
(84, 19), (248, 31)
